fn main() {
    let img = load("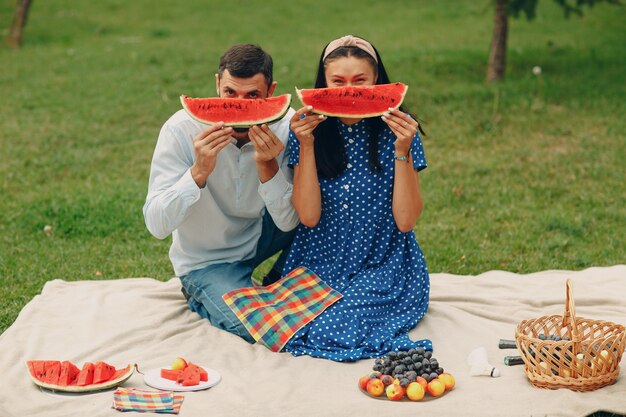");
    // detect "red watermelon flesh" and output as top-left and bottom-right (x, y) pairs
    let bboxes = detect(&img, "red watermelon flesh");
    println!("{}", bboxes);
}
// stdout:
(58, 361), (81, 385)
(160, 368), (181, 381)
(93, 361), (115, 384)
(180, 94), (292, 127)
(42, 361), (62, 385)
(27, 361), (46, 380)
(76, 362), (95, 386)
(296, 83), (408, 118)
(178, 363), (202, 386)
